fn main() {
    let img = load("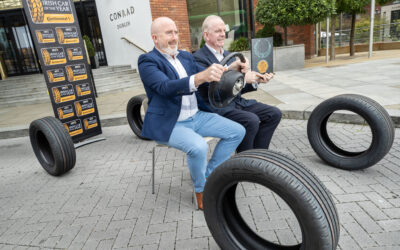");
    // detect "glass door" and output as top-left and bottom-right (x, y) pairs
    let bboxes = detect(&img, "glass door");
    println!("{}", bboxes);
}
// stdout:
(0, 9), (40, 76)
(186, 0), (248, 51)
(75, 0), (107, 66)
(12, 25), (39, 74)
